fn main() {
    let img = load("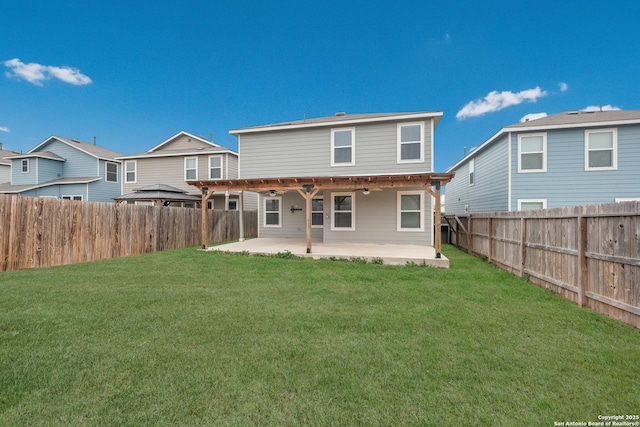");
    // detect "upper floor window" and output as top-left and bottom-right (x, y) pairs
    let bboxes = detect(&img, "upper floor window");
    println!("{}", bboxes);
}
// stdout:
(518, 133), (546, 173)
(106, 162), (118, 183)
(585, 129), (617, 170)
(469, 158), (475, 186)
(209, 155), (222, 179)
(185, 157), (197, 180)
(397, 122), (424, 163)
(125, 160), (137, 183)
(21, 159), (29, 173)
(331, 128), (355, 166)
(397, 191), (424, 231)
